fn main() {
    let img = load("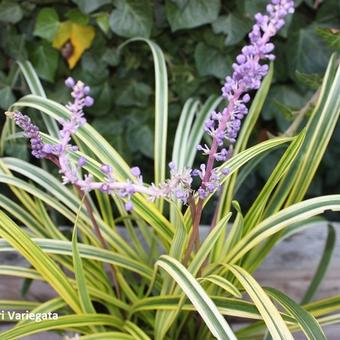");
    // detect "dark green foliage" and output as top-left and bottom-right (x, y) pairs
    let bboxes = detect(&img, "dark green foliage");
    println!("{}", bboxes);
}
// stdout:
(0, 0), (340, 207)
